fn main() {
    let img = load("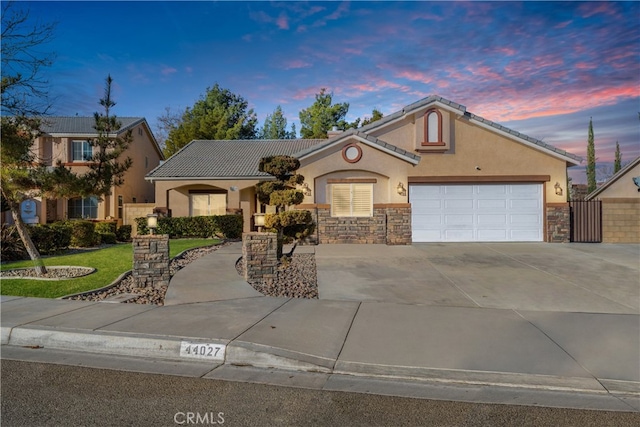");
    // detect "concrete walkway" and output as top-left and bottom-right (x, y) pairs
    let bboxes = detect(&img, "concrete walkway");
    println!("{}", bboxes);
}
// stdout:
(2, 242), (639, 412)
